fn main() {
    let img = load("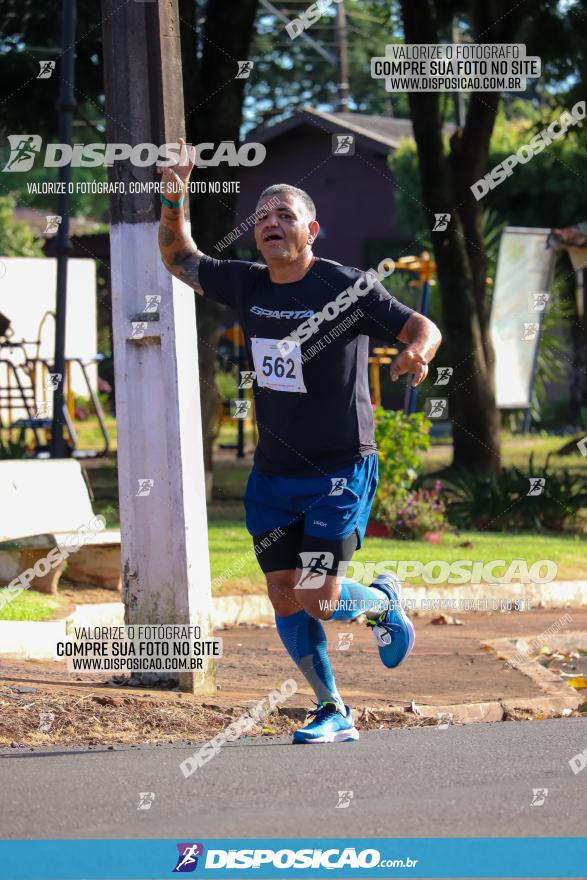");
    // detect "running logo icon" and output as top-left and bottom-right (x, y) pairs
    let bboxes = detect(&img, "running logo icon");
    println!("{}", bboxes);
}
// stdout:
(136, 478), (155, 497)
(529, 292), (549, 312)
(37, 61), (56, 79)
(236, 61), (254, 79)
(522, 322), (540, 341)
(137, 792), (155, 811)
(32, 402), (49, 419)
(432, 213), (451, 231)
(332, 134), (355, 156)
(131, 321), (148, 339)
(329, 477), (347, 496)
(436, 712), (453, 730)
(173, 843), (204, 872)
(530, 788), (548, 807)
(232, 399), (251, 419)
(2, 135), (42, 172)
(434, 367), (453, 386)
(44, 215), (62, 234)
(337, 632), (353, 651)
(145, 294), (161, 313)
(45, 372), (62, 391)
(38, 711), (55, 733)
(238, 371), (256, 389)
(296, 551), (334, 589)
(335, 791), (354, 808)
(527, 477), (546, 496)
(425, 398), (448, 419)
